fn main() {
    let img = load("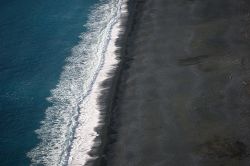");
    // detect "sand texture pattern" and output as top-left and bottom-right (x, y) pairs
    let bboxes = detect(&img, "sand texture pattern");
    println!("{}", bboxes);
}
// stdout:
(101, 0), (250, 165)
